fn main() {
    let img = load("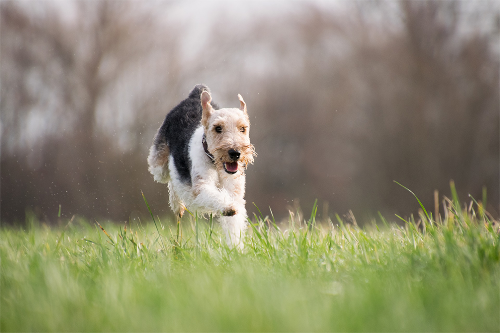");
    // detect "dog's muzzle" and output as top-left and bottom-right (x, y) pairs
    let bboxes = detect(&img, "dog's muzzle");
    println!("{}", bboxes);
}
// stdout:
(224, 149), (240, 174)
